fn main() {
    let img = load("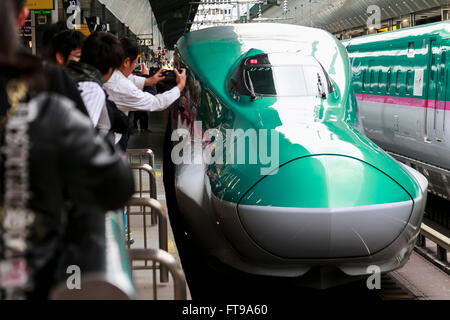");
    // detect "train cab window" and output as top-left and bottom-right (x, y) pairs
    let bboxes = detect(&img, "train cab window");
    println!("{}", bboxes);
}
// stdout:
(228, 53), (333, 99)
(386, 69), (392, 94)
